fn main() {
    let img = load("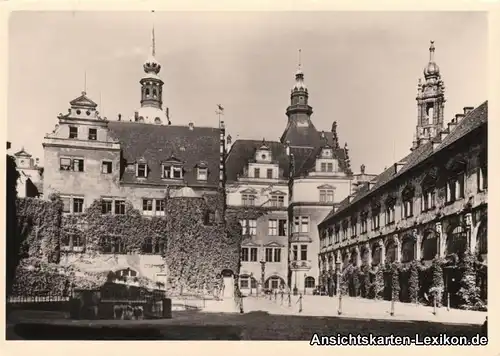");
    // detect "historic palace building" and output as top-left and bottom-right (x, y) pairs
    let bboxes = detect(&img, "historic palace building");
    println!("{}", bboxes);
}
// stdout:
(41, 29), (226, 284)
(318, 42), (487, 307)
(226, 58), (374, 295)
